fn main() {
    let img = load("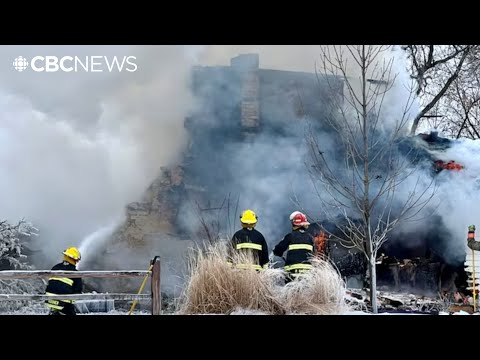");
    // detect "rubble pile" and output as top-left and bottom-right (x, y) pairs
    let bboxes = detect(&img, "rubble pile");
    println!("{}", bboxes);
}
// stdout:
(345, 289), (475, 314)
